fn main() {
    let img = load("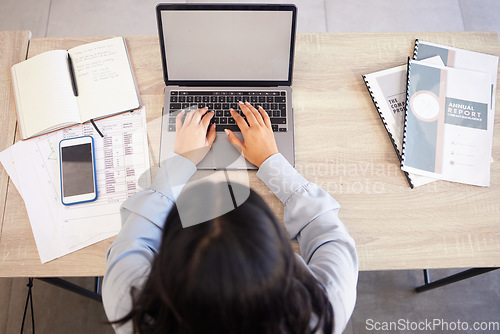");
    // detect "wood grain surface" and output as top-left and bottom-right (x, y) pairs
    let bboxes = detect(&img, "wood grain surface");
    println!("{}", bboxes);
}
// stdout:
(1, 32), (499, 277)
(0, 30), (31, 268)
